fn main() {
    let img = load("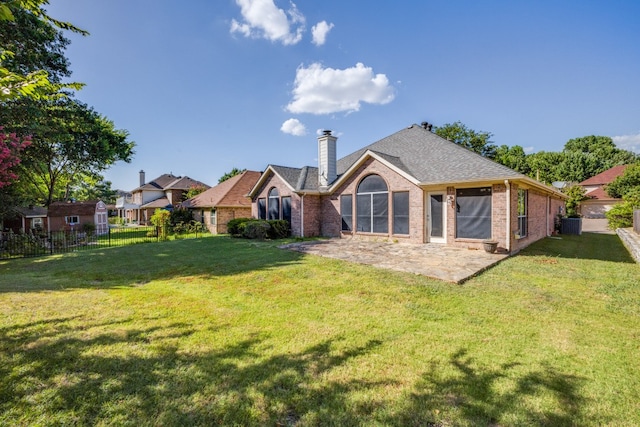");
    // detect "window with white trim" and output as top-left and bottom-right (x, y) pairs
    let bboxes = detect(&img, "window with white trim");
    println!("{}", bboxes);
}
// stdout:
(65, 215), (79, 225)
(517, 189), (528, 238)
(392, 191), (409, 235)
(257, 198), (266, 220)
